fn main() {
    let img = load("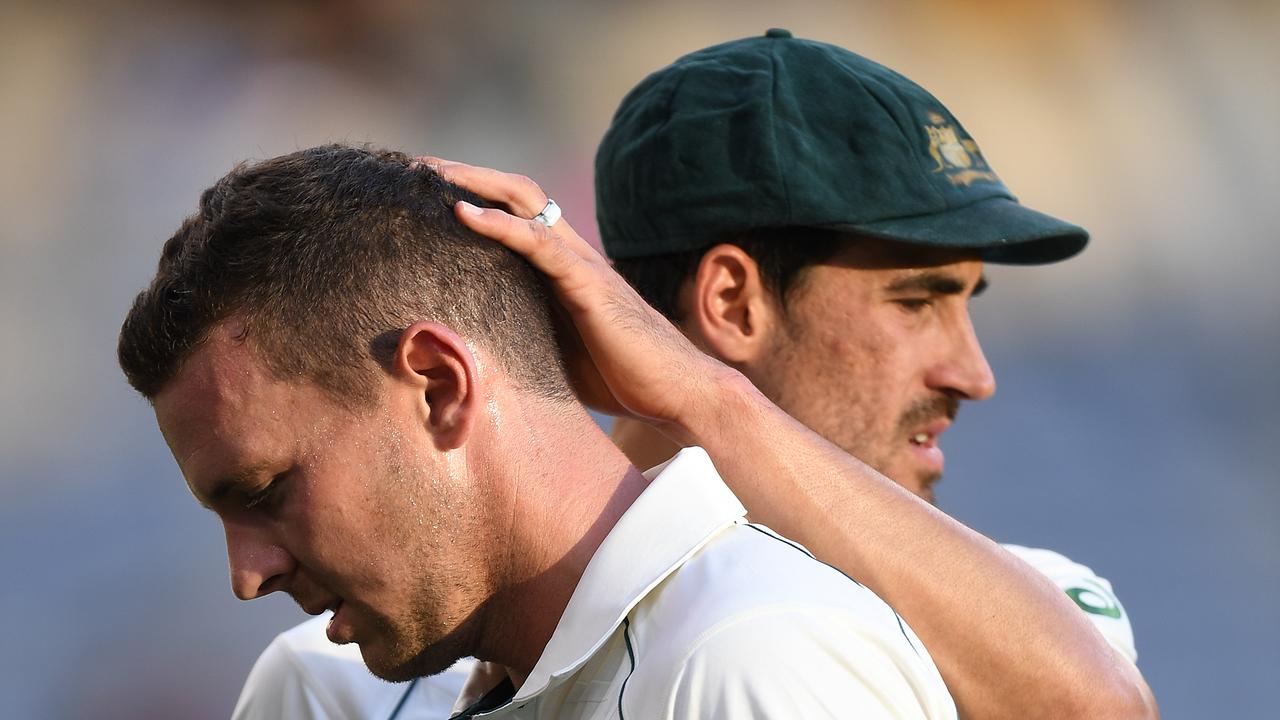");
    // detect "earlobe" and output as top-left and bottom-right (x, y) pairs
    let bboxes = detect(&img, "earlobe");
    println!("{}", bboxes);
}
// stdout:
(687, 245), (779, 366)
(393, 322), (479, 450)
